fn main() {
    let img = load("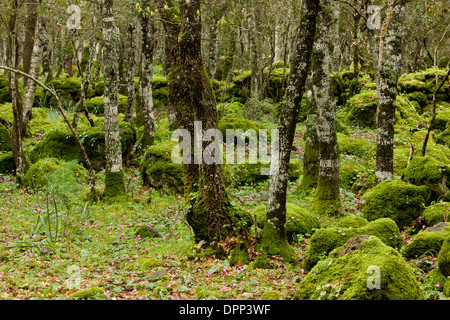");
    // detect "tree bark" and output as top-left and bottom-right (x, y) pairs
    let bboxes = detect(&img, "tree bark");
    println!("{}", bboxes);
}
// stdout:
(375, 2), (404, 184)
(138, 2), (157, 149)
(311, 2), (341, 216)
(261, 0), (320, 262)
(103, 0), (126, 198)
(124, 18), (138, 123)
(22, 0), (38, 89)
